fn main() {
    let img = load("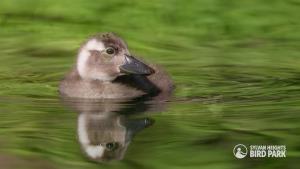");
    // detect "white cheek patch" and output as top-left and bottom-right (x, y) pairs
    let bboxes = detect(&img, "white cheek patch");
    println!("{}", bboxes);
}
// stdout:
(77, 39), (105, 78)
(85, 145), (105, 159)
(78, 113), (90, 145)
(78, 113), (105, 159)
